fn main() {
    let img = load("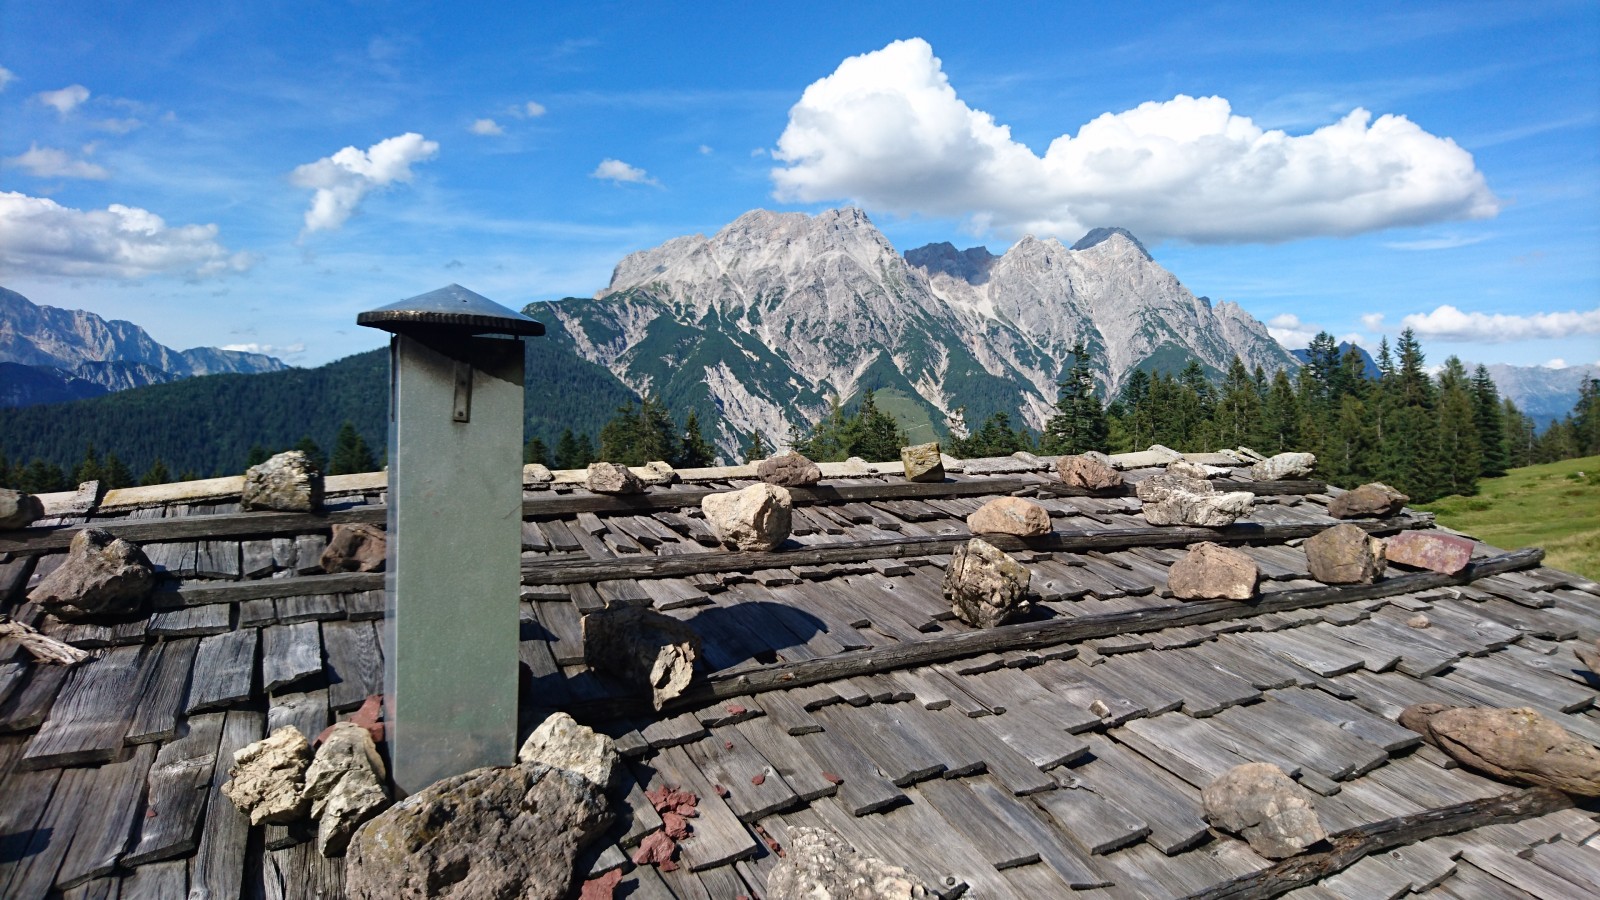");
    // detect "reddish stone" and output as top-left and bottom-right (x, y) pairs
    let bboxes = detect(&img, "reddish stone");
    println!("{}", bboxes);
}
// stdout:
(580, 869), (623, 900)
(1385, 530), (1475, 575)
